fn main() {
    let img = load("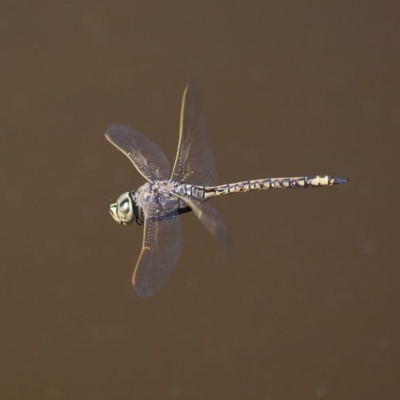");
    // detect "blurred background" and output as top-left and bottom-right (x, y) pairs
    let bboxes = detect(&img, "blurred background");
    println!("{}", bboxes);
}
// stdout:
(1, 1), (398, 399)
